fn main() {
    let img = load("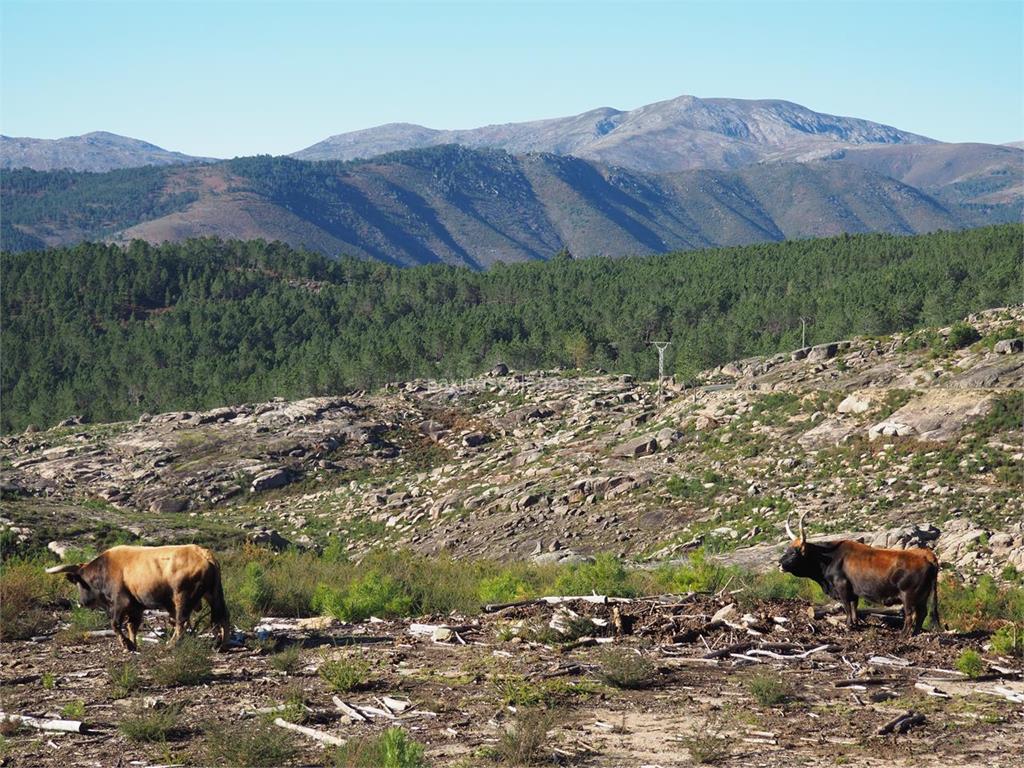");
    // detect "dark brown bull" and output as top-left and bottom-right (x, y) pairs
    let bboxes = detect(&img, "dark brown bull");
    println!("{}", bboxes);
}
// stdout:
(46, 544), (230, 651)
(778, 514), (940, 636)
